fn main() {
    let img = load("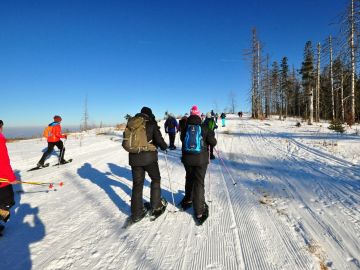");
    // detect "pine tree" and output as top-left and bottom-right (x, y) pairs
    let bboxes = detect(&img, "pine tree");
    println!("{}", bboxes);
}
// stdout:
(300, 41), (315, 124)
(280, 57), (289, 120)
